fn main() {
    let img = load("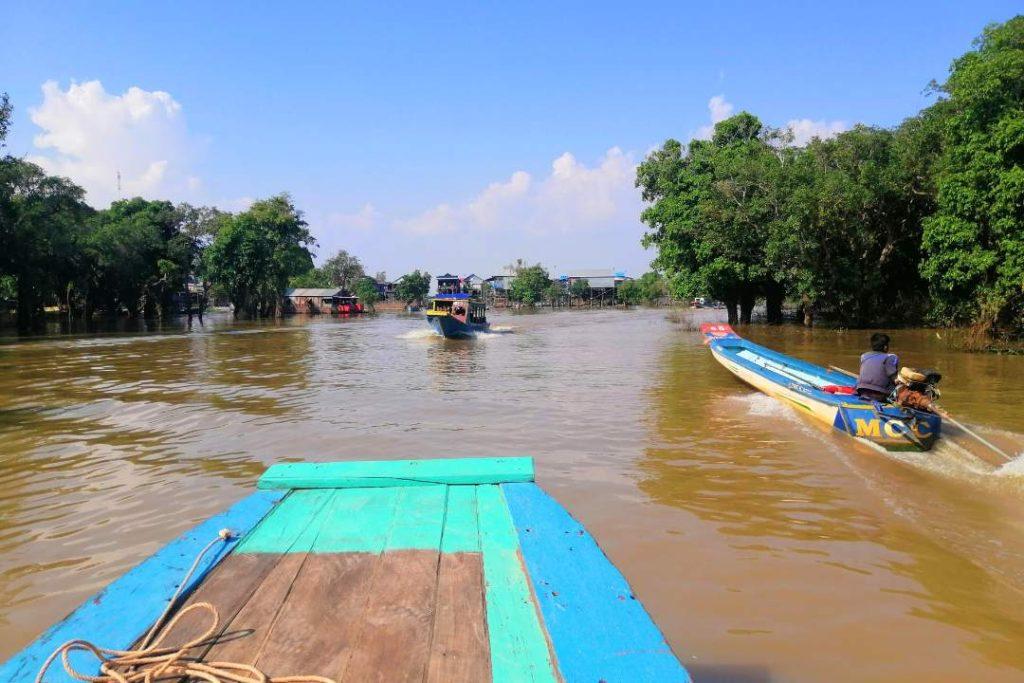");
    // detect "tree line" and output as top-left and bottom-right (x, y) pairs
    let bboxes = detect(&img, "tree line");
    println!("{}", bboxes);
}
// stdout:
(637, 16), (1024, 337)
(0, 95), (431, 328)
